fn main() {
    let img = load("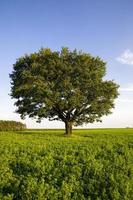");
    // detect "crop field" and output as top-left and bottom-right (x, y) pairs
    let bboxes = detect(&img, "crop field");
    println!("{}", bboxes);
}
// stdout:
(0, 129), (133, 200)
